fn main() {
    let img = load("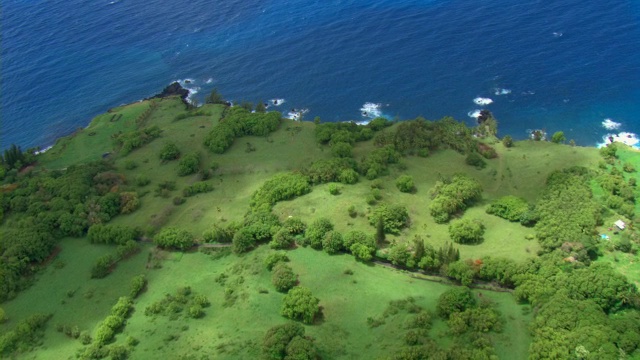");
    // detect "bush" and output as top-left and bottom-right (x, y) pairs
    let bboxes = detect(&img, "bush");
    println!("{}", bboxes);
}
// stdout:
(429, 174), (482, 223)
(270, 228), (295, 249)
(159, 142), (181, 161)
(135, 175), (150, 187)
(449, 219), (485, 244)
(281, 287), (320, 324)
(272, 263), (297, 292)
(262, 323), (306, 360)
(486, 195), (530, 222)
(251, 173), (311, 209)
(305, 218), (334, 249)
(551, 131), (566, 144)
(202, 223), (237, 243)
(502, 135), (514, 147)
(264, 252), (289, 271)
(91, 254), (116, 279)
(368, 204), (409, 234)
(154, 227), (195, 250)
(182, 181), (213, 197)
(322, 231), (344, 254)
(436, 287), (476, 319)
(232, 227), (256, 254)
(331, 142), (353, 158)
(395, 175), (415, 193)
(177, 152), (200, 176)
(129, 275), (147, 298)
(339, 168), (359, 184)
(282, 217), (306, 235)
(328, 183), (341, 195)
(465, 152), (486, 169)
(87, 224), (140, 245)
(623, 162), (636, 173)
(188, 305), (205, 319)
